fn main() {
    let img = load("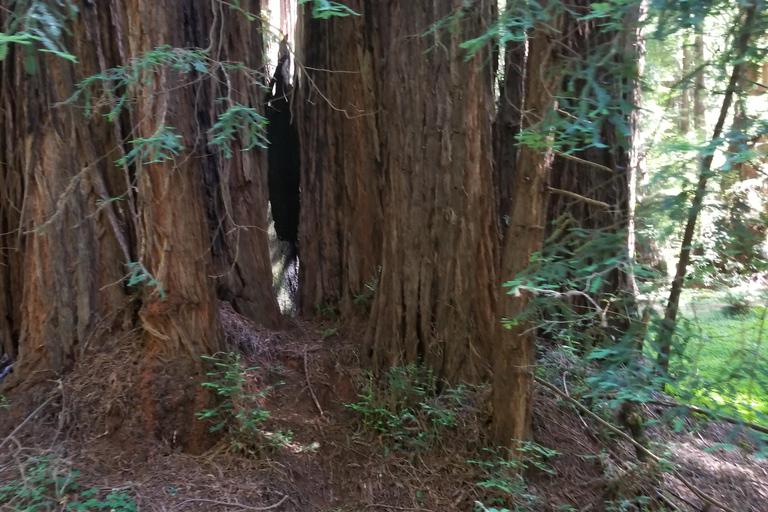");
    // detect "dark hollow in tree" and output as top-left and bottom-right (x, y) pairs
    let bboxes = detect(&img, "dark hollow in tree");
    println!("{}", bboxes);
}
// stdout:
(267, 38), (301, 260)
